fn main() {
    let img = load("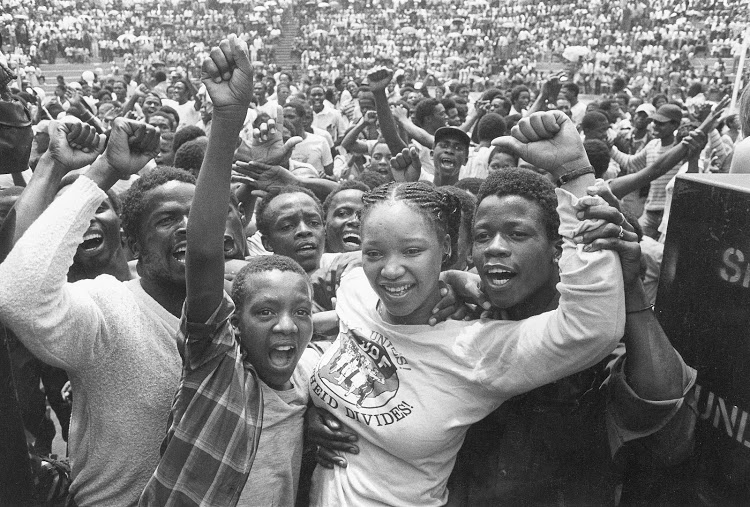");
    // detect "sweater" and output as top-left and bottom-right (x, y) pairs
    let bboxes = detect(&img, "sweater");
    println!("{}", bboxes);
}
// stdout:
(0, 176), (183, 506)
